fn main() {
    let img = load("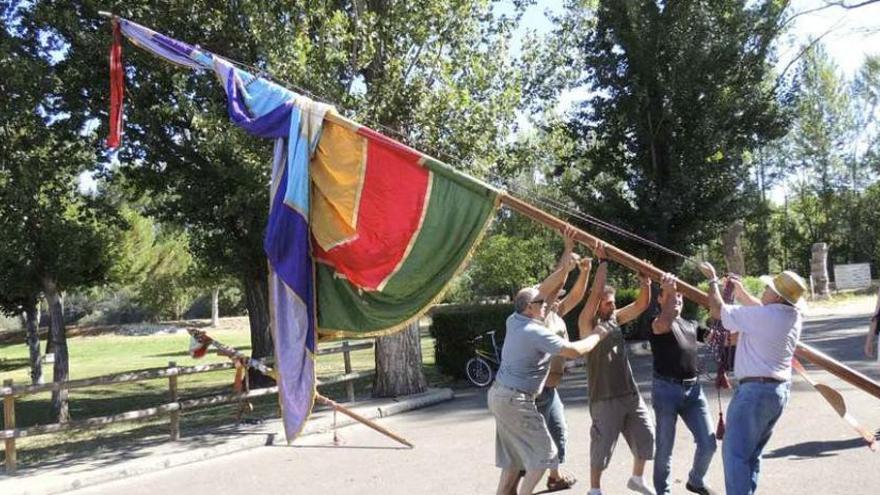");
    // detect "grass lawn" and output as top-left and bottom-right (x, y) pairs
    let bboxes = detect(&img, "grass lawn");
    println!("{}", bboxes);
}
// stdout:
(0, 317), (449, 468)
